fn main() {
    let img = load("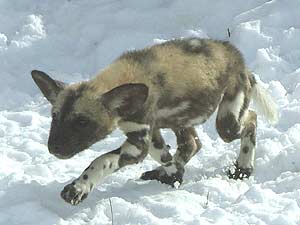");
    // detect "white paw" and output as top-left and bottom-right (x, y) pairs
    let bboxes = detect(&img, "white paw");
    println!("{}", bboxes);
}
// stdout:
(60, 180), (91, 205)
